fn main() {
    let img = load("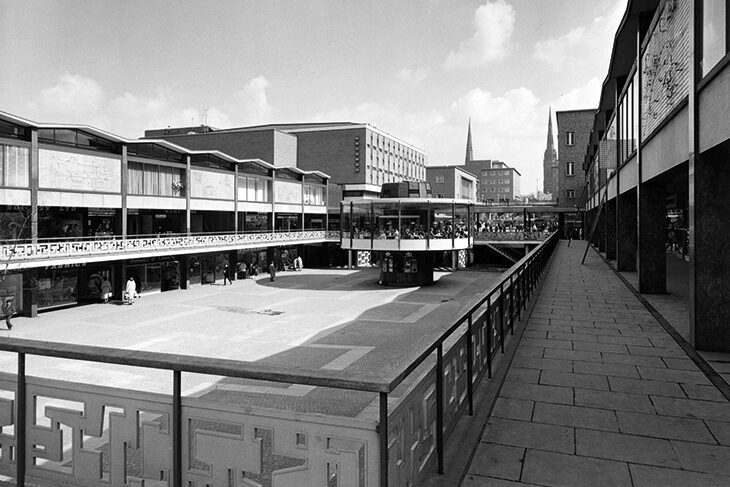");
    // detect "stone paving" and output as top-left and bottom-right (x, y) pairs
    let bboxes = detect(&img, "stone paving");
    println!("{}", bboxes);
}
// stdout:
(462, 241), (730, 487)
